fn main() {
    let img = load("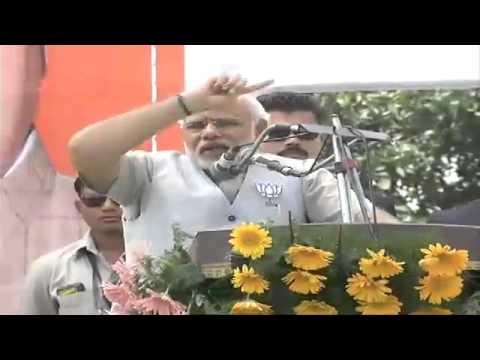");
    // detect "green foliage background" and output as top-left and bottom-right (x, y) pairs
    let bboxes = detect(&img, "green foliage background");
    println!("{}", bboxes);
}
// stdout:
(315, 89), (480, 221)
